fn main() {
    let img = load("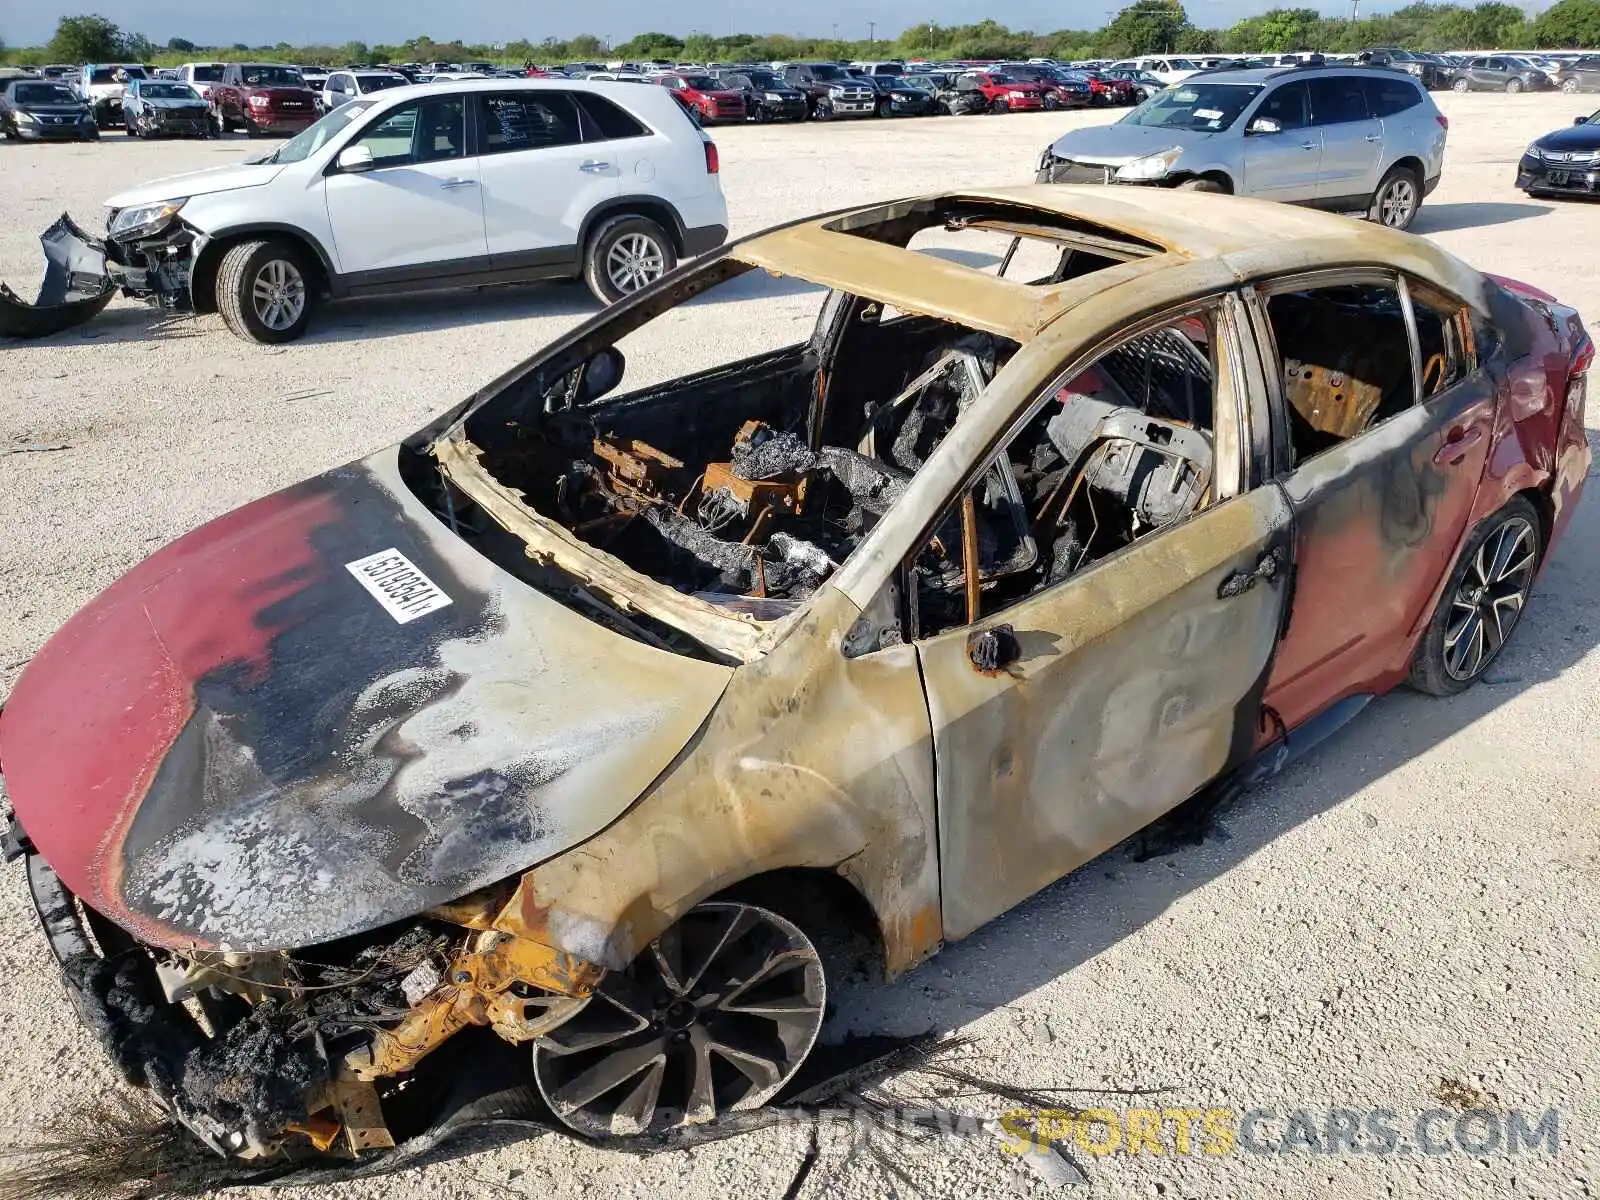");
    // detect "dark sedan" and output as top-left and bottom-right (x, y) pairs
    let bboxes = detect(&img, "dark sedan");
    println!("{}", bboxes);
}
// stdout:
(1450, 55), (1553, 93)
(1517, 109), (1600, 198)
(860, 74), (941, 116)
(1557, 54), (1600, 94)
(0, 79), (99, 141)
(715, 69), (808, 122)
